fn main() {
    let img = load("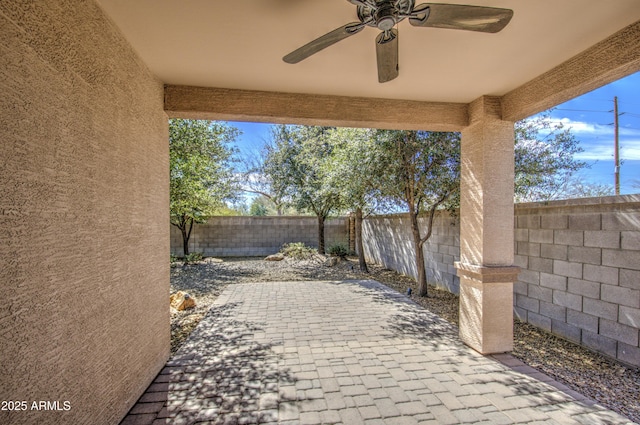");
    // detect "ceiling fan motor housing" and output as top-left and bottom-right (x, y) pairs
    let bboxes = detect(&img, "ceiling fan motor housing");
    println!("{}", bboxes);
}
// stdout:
(357, 0), (415, 30)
